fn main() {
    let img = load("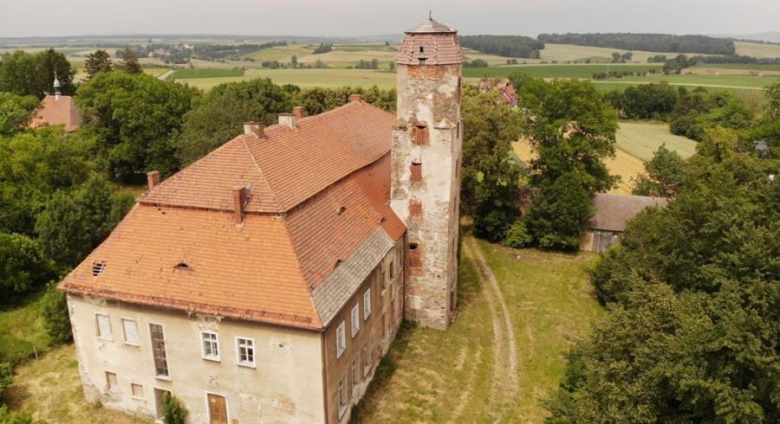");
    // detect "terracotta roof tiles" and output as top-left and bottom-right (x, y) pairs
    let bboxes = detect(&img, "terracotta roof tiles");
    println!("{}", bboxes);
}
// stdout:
(29, 95), (80, 132)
